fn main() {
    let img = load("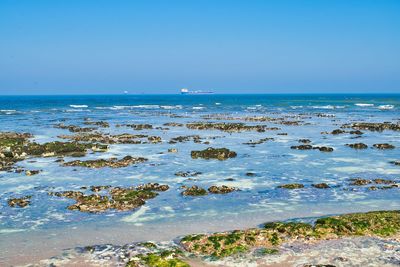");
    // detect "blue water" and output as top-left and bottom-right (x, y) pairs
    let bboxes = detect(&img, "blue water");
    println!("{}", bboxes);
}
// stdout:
(0, 94), (400, 258)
